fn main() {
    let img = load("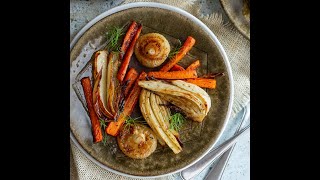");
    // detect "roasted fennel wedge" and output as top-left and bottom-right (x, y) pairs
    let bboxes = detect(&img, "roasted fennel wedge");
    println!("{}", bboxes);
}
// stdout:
(140, 89), (182, 154)
(149, 93), (182, 150)
(139, 89), (166, 146)
(138, 80), (211, 122)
